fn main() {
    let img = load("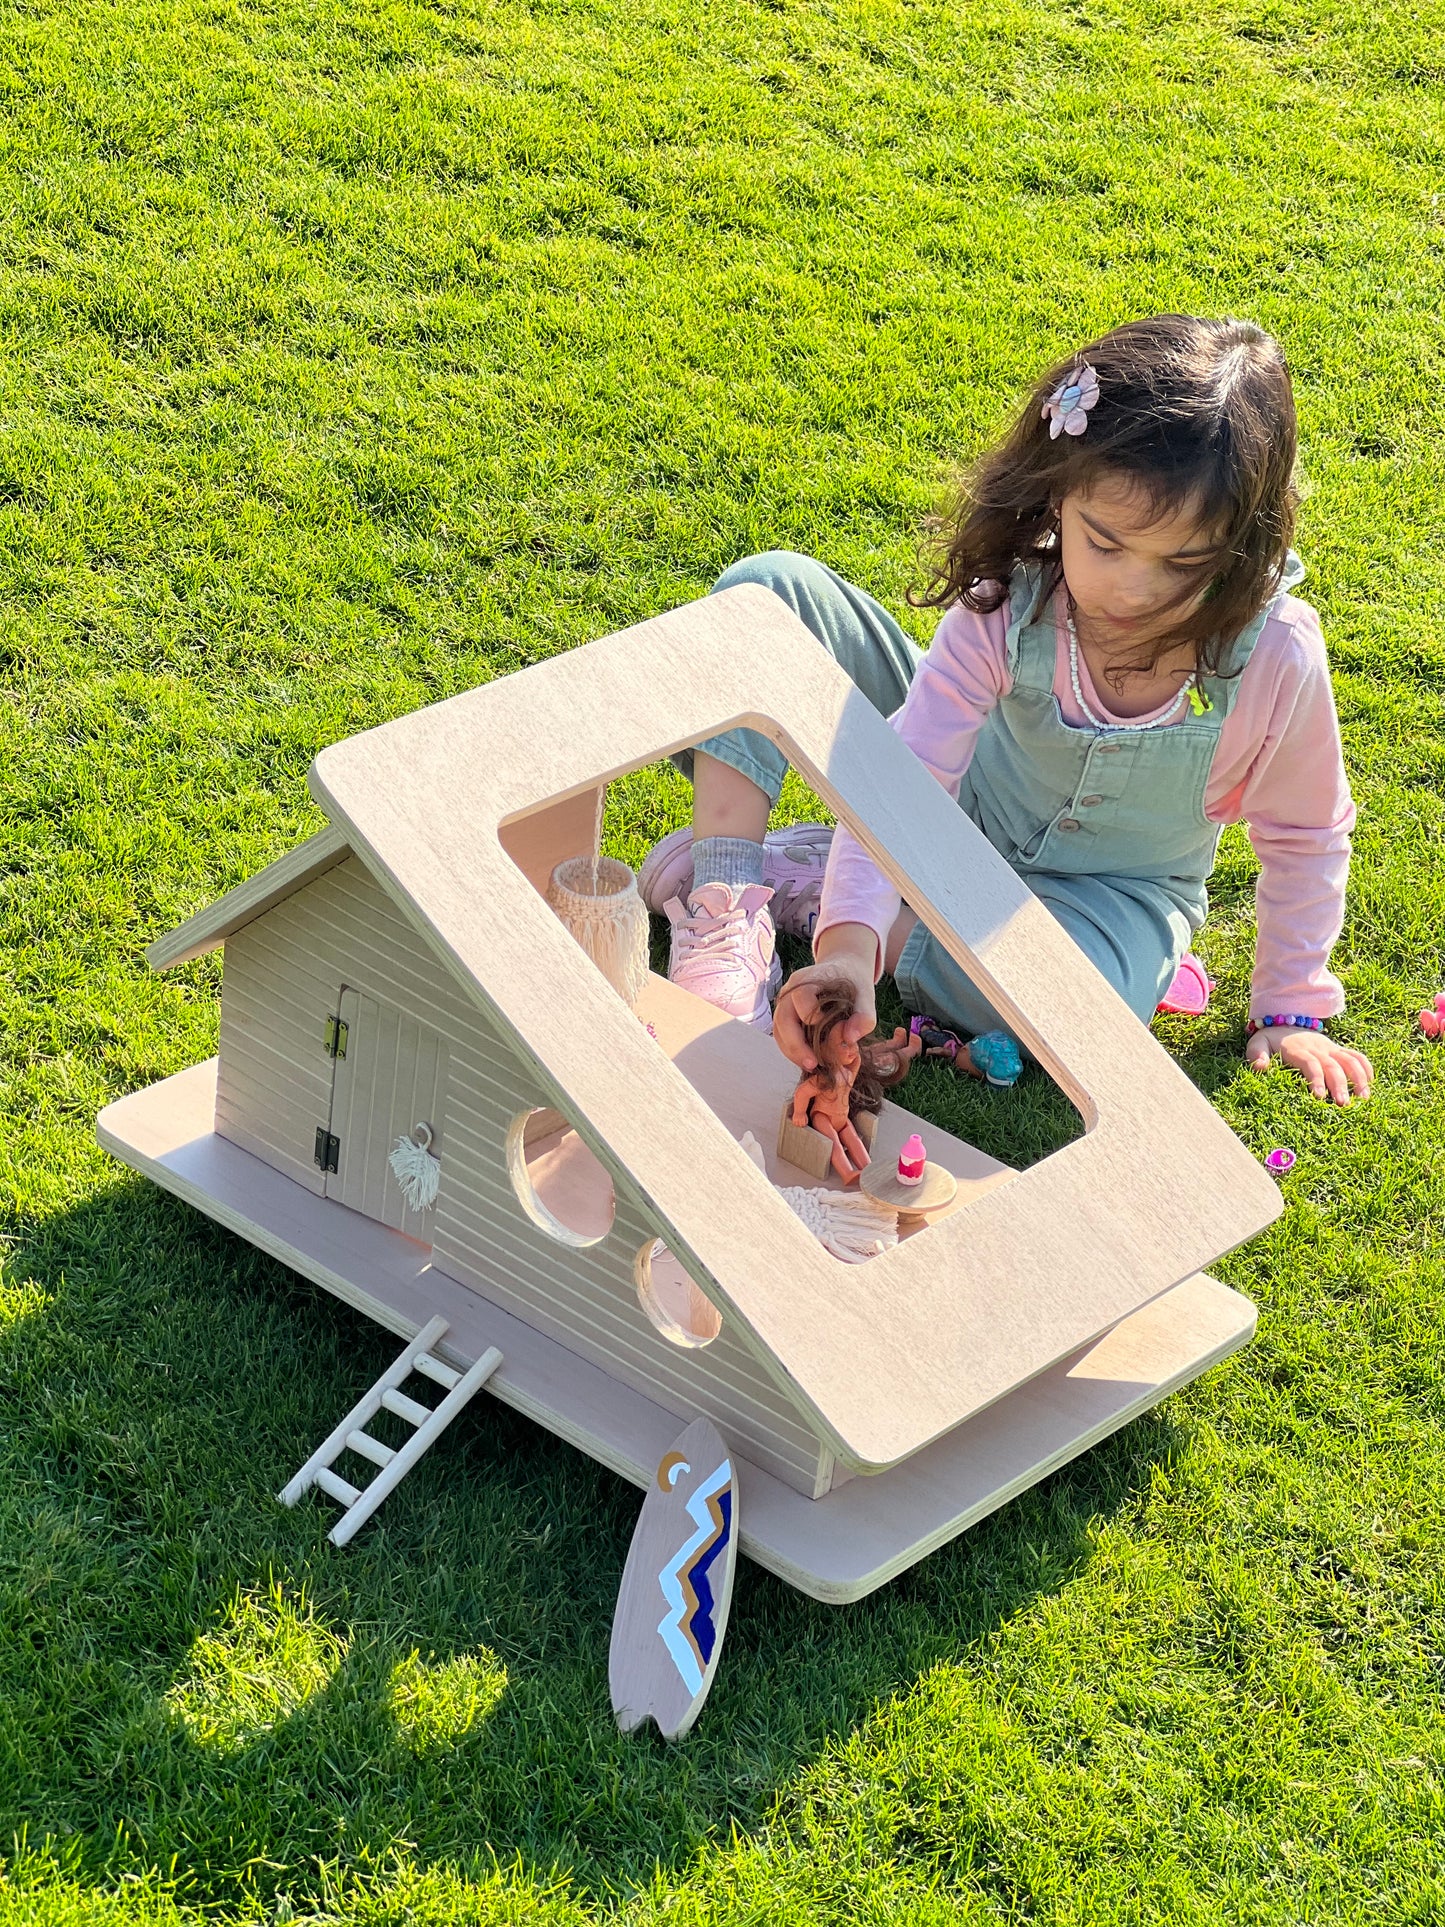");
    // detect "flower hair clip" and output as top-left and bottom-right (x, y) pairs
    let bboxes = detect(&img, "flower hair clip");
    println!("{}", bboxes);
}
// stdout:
(1042, 361), (1100, 439)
